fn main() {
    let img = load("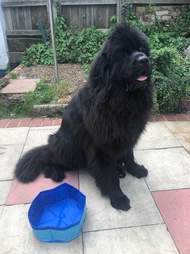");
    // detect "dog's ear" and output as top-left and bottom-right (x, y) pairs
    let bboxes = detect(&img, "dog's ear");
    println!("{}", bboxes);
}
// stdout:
(89, 40), (123, 92)
(89, 47), (110, 90)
